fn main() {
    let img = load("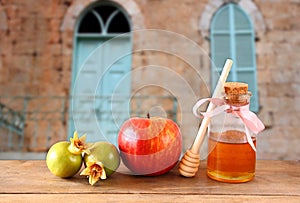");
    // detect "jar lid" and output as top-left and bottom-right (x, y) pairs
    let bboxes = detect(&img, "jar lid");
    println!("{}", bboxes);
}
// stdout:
(224, 82), (248, 95)
(224, 82), (250, 106)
